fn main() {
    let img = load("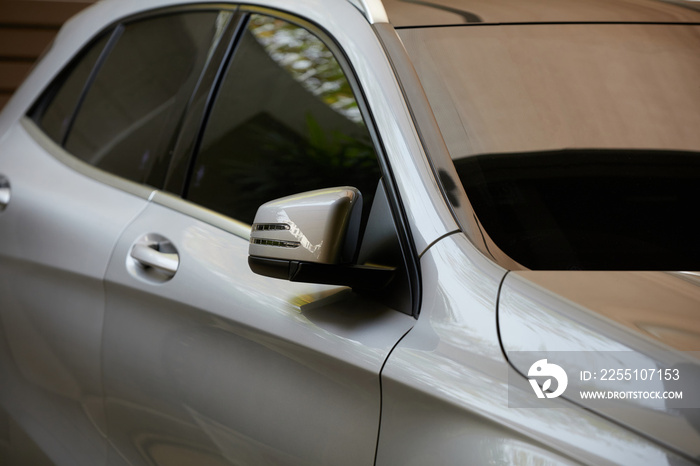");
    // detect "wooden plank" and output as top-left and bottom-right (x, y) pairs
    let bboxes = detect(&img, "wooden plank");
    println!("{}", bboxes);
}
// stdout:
(0, 27), (56, 59)
(0, 1), (93, 28)
(0, 60), (32, 90)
